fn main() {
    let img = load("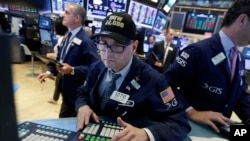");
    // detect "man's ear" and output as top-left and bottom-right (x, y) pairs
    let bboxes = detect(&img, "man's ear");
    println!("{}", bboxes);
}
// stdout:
(132, 40), (139, 52)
